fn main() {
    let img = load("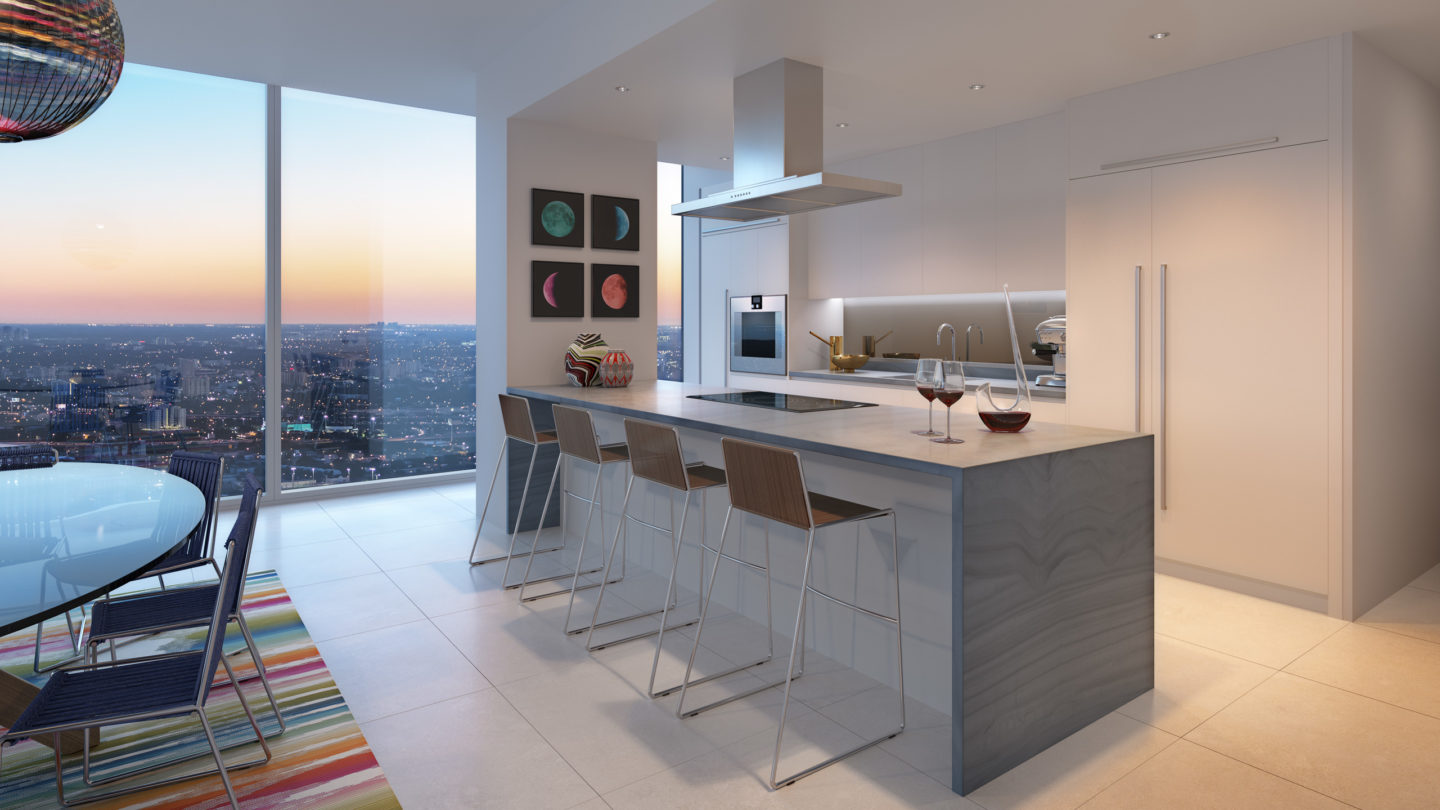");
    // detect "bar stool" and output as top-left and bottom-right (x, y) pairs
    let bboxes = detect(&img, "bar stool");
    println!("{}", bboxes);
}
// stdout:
(468, 394), (580, 590)
(678, 436), (906, 790)
(581, 419), (724, 661)
(519, 405), (630, 629)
